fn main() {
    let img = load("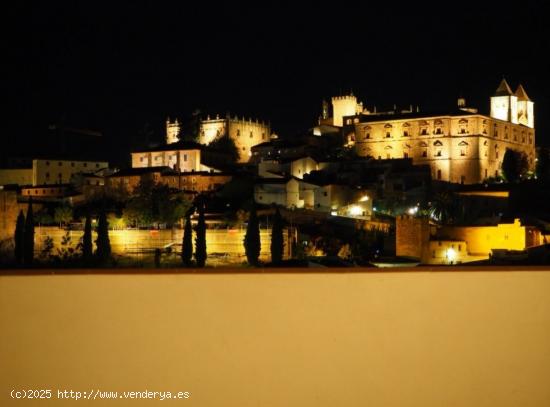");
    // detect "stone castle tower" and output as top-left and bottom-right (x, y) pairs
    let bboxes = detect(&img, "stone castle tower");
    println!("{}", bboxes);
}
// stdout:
(331, 94), (364, 127)
(166, 118), (181, 144)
